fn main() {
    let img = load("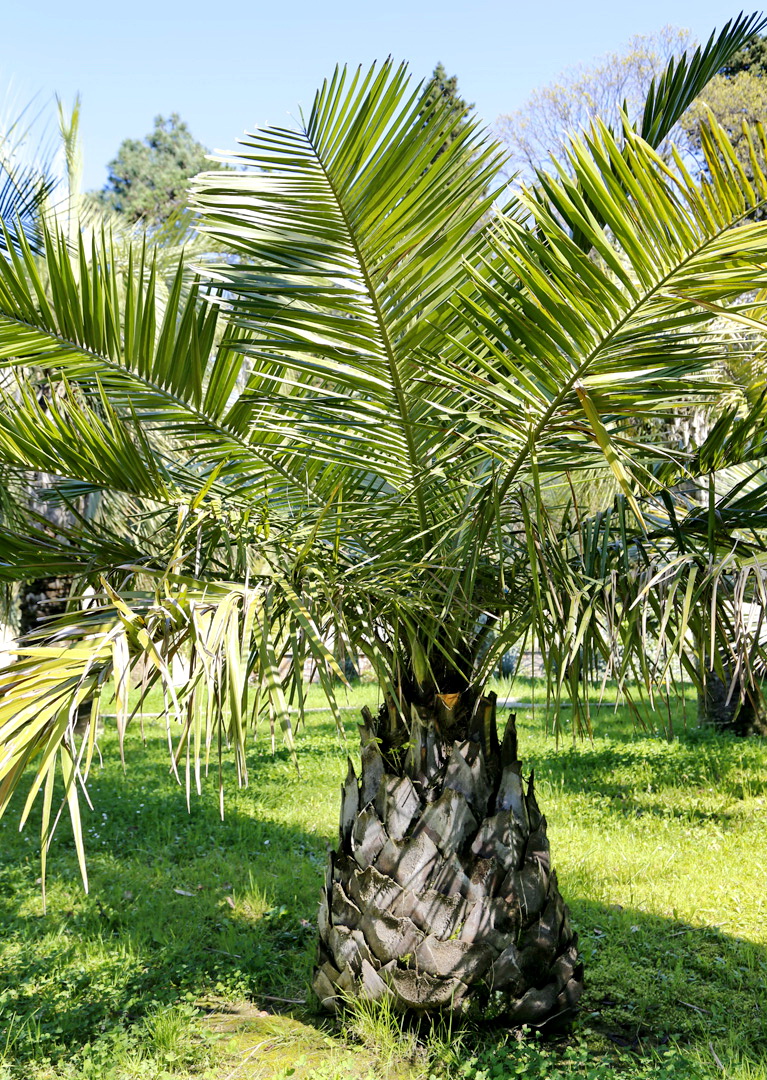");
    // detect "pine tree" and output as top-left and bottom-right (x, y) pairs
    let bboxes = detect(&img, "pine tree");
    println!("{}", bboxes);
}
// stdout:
(721, 33), (767, 77)
(420, 63), (473, 161)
